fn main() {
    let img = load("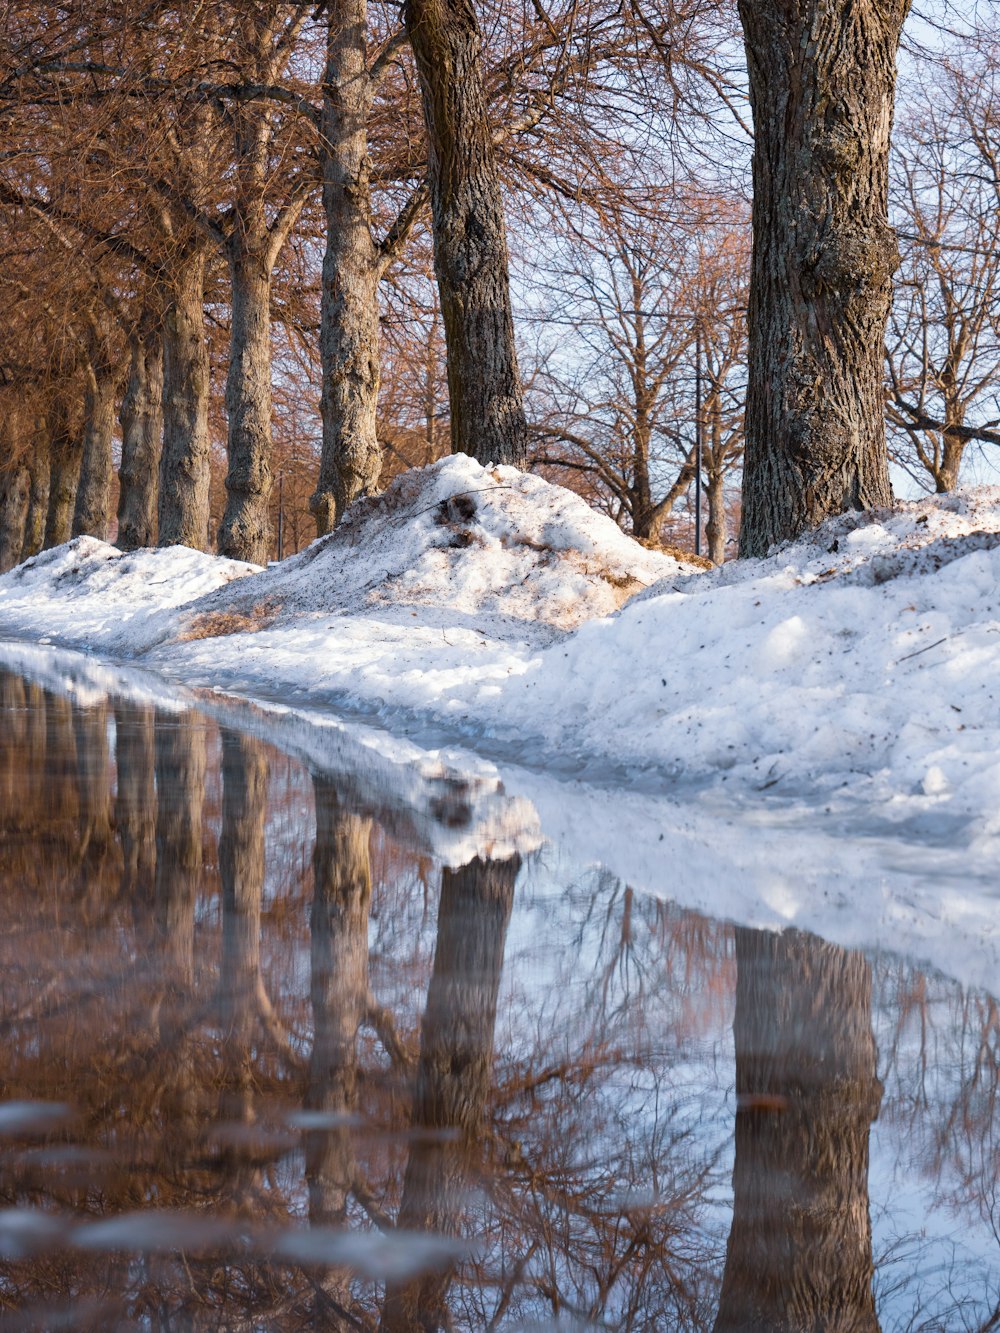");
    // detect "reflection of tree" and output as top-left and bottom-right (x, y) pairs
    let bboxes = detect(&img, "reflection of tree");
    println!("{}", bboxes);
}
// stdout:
(154, 710), (206, 985)
(305, 775), (374, 1319)
(714, 928), (882, 1333)
(382, 854), (520, 1333)
(114, 699), (156, 917)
